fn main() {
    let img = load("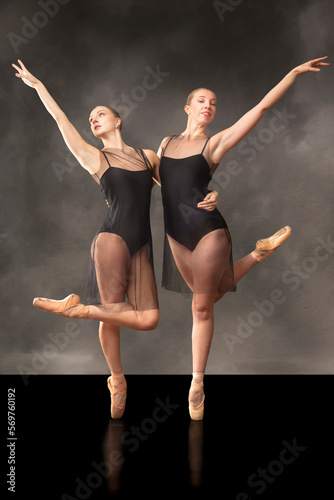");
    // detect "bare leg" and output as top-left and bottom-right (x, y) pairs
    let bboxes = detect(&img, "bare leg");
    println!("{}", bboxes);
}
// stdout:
(34, 234), (159, 331)
(189, 293), (216, 415)
(93, 236), (158, 414)
(216, 226), (292, 300)
(91, 233), (159, 329)
(167, 231), (226, 374)
(92, 235), (127, 413)
(216, 252), (258, 300)
(166, 235), (216, 372)
(99, 322), (127, 411)
(168, 230), (229, 417)
(93, 233), (152, 417)
(166, 234), (194, 290)
(233, 253), (259, 282)
(88, 303), (159, 330)
(189, 229), (227, 348)
(166, 227), (291, 419)
(191, 294), (215, 374)
(99, 322), (122, 374)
